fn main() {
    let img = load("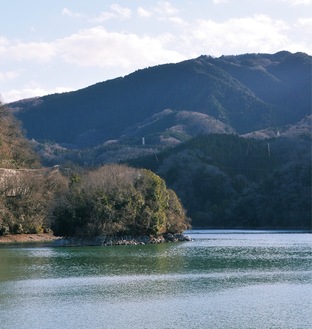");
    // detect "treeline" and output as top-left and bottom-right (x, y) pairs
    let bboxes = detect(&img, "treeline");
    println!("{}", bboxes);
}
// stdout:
(0, 167), (67, 235)
(128, 134), (311, 229)
(0, 163), (189, 236)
